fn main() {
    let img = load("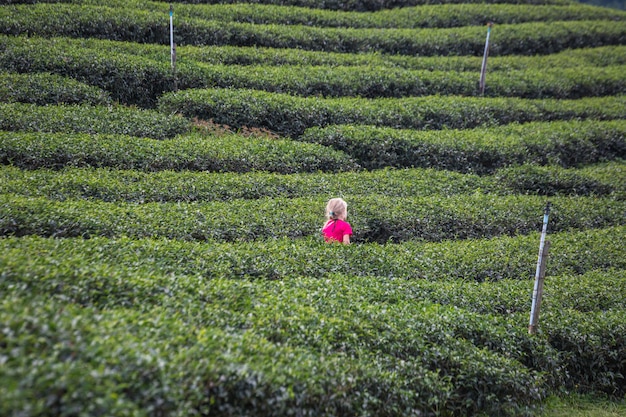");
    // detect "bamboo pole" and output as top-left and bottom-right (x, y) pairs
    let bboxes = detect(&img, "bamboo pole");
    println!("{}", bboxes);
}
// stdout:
(529, 202), (551, 335)
(529, 240), (550, 335)
(479, 22), (493, 96)
(169, 4), (177, 91)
